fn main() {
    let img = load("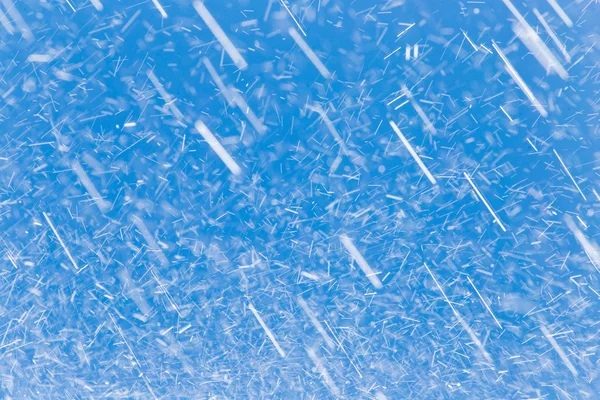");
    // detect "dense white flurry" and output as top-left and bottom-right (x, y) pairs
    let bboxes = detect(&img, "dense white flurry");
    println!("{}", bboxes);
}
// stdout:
(0, 0), (598, 398)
